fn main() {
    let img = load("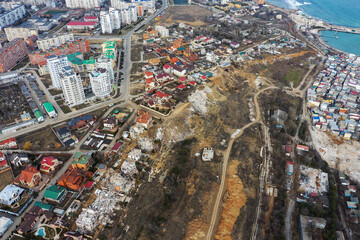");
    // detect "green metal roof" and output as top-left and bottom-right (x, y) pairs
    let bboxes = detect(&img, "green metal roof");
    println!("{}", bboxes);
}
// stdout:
(34, 201), (53, 210)
(43, 102), (55, 113)
(83, 58), (95, 65)
(43, 185), (66, 200)
(103, 41), (116, 49)
(72, 152), (91, 165)
(34, 110), (43, 119)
